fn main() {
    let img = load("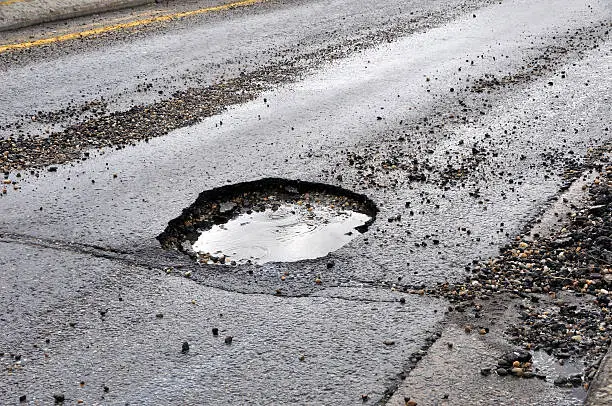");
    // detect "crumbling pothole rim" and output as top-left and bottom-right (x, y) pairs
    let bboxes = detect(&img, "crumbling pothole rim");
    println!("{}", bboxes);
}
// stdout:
(157, 177), (379, 263)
